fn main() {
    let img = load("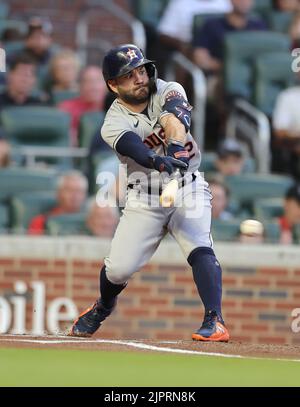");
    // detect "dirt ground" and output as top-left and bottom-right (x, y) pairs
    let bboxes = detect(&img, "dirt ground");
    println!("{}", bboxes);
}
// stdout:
(0, 334), (300, 360)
